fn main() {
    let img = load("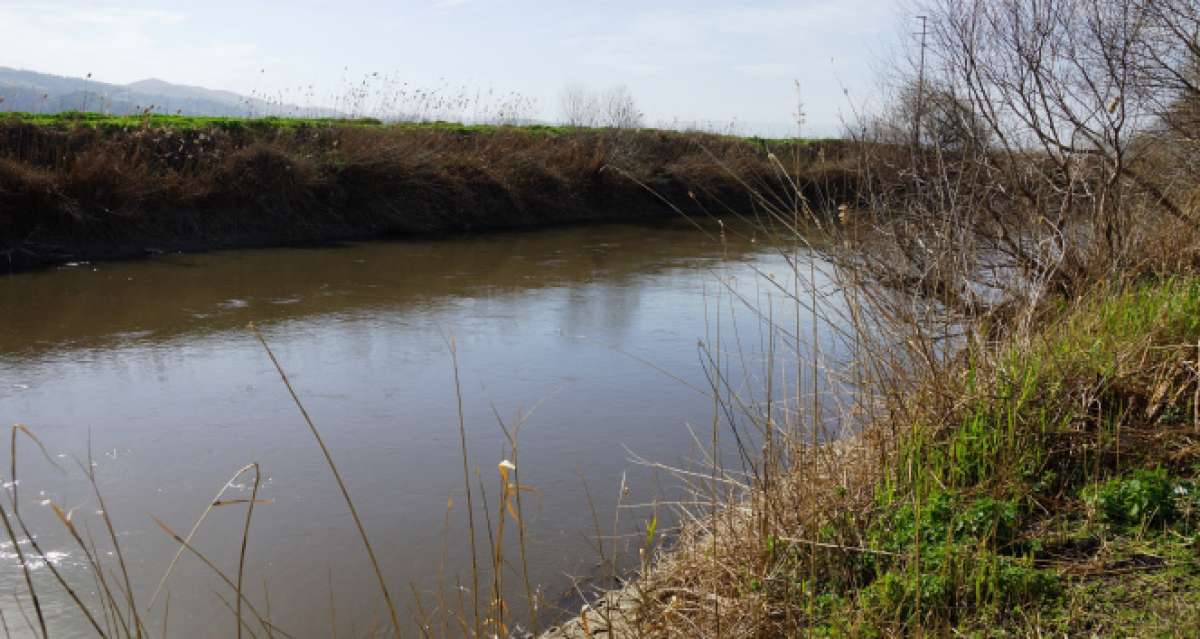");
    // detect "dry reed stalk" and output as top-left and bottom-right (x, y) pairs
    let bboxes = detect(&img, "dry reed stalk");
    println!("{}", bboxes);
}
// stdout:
(148, 463), (266, 611)
(444, 335), (482, 637)
(236, 463), (262, 639)
(473, 472), (497, 633)
(150, 517), (288, 637)
(0, 479), (45, 638)
(81, 436), (146, 637)
(7, 425), (106, 637)
(250, 324), (401, 636)
(490, 405), (538, 635)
